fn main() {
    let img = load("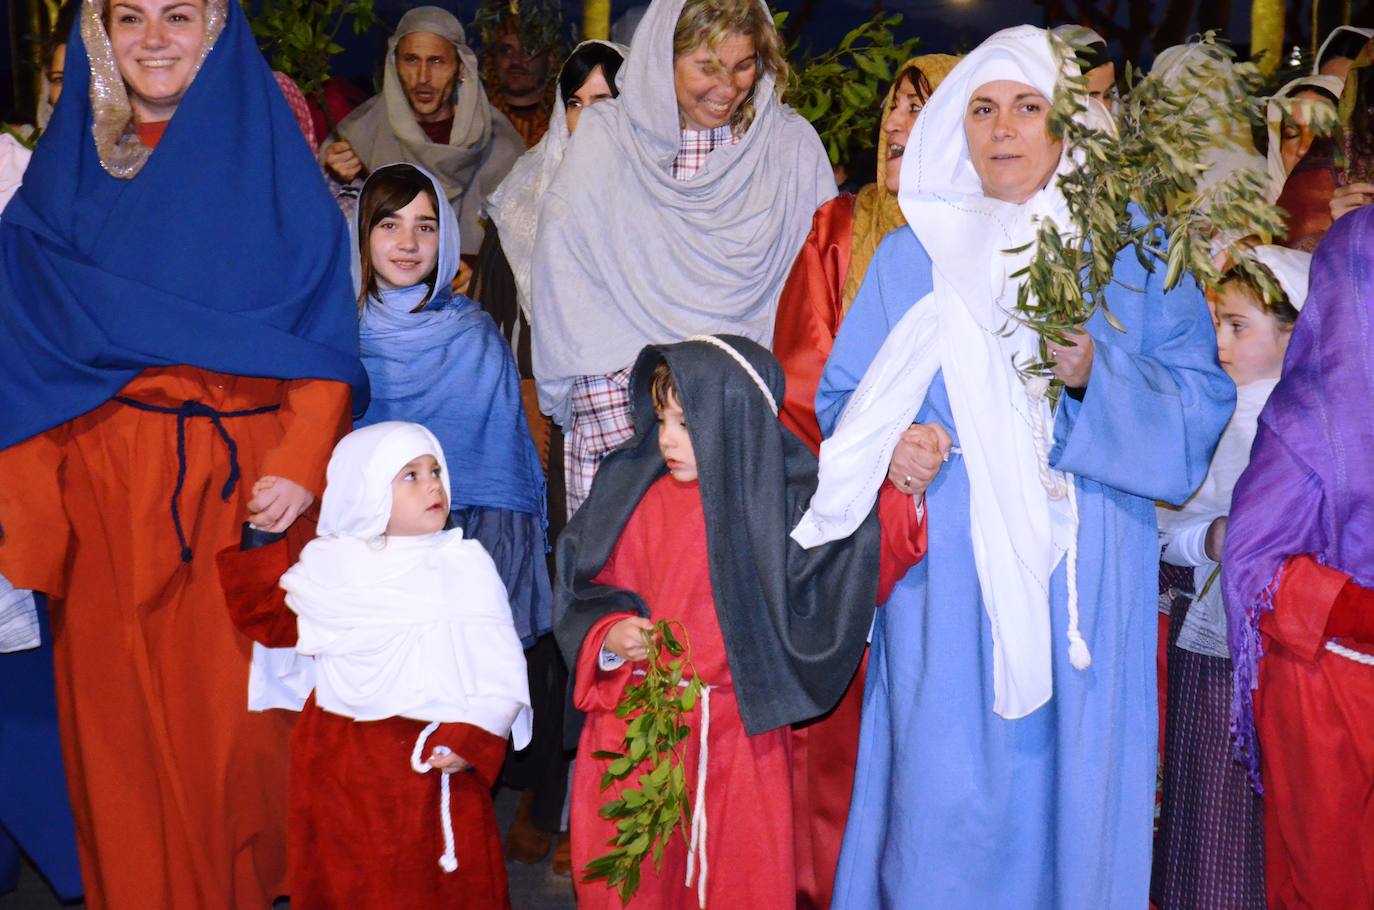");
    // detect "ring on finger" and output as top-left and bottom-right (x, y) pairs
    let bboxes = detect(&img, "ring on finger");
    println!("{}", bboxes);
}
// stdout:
(903, 475), (913, 488)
